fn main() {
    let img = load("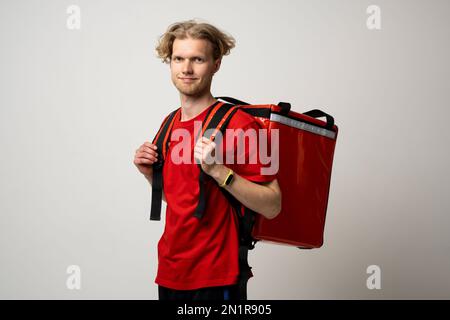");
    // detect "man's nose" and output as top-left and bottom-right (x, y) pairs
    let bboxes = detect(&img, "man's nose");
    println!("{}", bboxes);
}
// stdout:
(182, 60), (193, 74)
